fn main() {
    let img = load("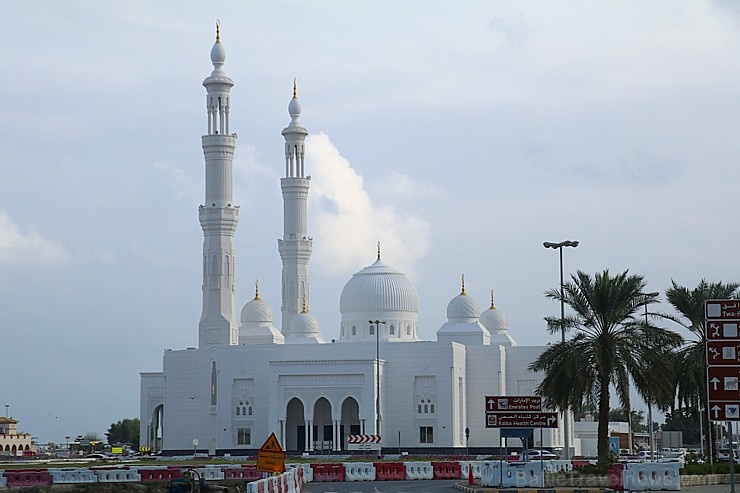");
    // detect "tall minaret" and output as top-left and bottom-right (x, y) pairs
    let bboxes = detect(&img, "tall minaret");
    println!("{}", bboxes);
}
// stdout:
(278, 81), (312, 336)
(198, 23), (239, 348)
